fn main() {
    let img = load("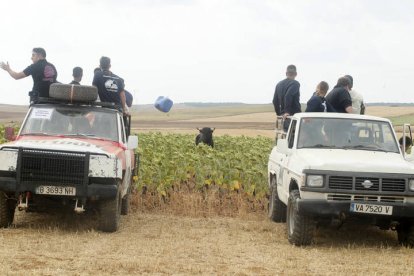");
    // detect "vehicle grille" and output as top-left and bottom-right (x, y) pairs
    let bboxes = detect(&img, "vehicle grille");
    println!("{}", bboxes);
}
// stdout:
(382, 178), (406, 192)
(328, 175), (406, 193)
(327, 194), (405, 203)
(327, 194), (351, 201)
(19, 149), (87, 185)
(328, 176), (353, 190)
